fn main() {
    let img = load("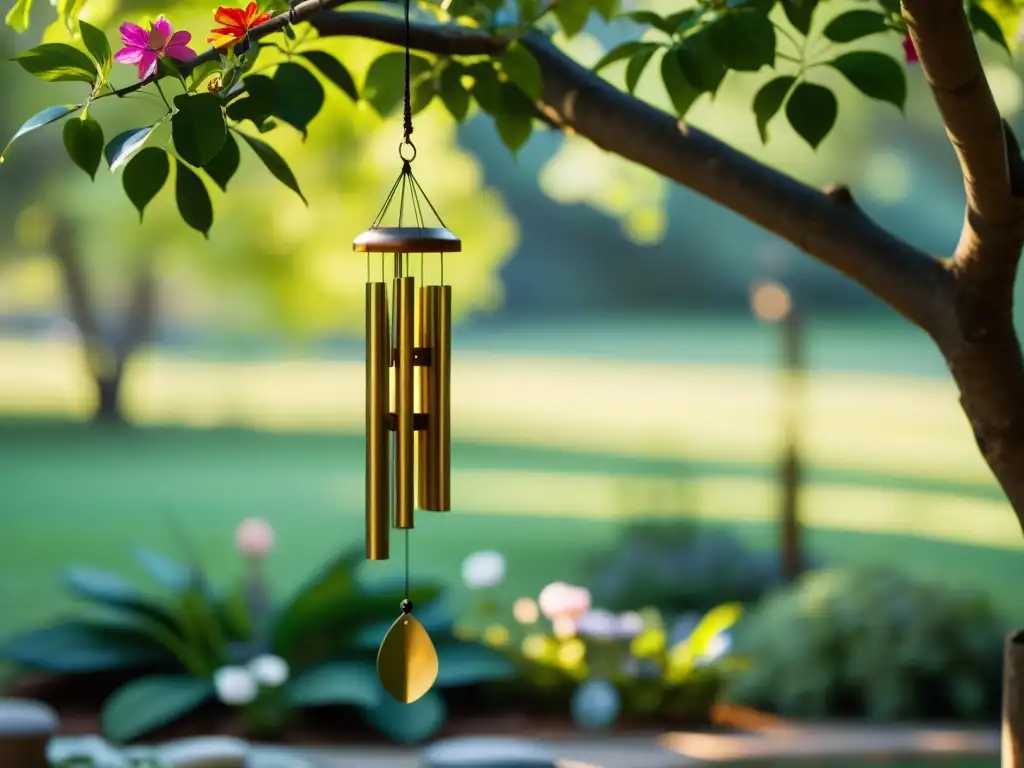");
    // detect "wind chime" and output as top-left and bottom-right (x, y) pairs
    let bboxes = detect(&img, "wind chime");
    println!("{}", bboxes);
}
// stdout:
(353, 0), (459, 707)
